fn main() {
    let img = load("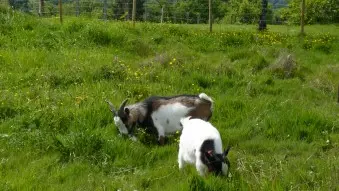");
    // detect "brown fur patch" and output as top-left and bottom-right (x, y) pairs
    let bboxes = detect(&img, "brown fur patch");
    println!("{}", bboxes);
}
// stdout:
(152, 96), (212, 121)
(126, 108), (145, 128)
(188, 101), (212, 121)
